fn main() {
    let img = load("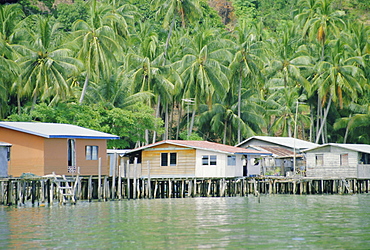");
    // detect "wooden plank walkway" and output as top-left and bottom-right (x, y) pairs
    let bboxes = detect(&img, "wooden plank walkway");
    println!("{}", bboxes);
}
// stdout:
(1, 176), (370, 206)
